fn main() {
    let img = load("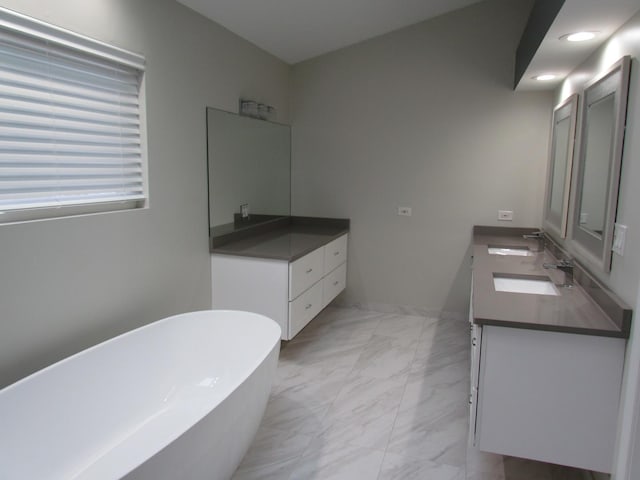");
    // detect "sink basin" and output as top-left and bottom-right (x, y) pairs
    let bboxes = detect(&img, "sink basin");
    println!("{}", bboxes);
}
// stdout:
(493, 274), (559, 296)
(488, 245), (533, 256)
